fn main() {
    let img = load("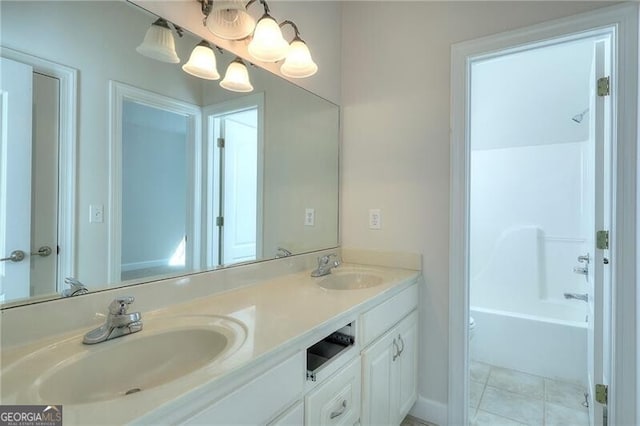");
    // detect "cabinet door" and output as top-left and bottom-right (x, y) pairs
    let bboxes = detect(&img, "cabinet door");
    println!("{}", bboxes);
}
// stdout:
(395, 310), (418, 423)
(361, 329), (398, 425)
(306, 356), (361, 426)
